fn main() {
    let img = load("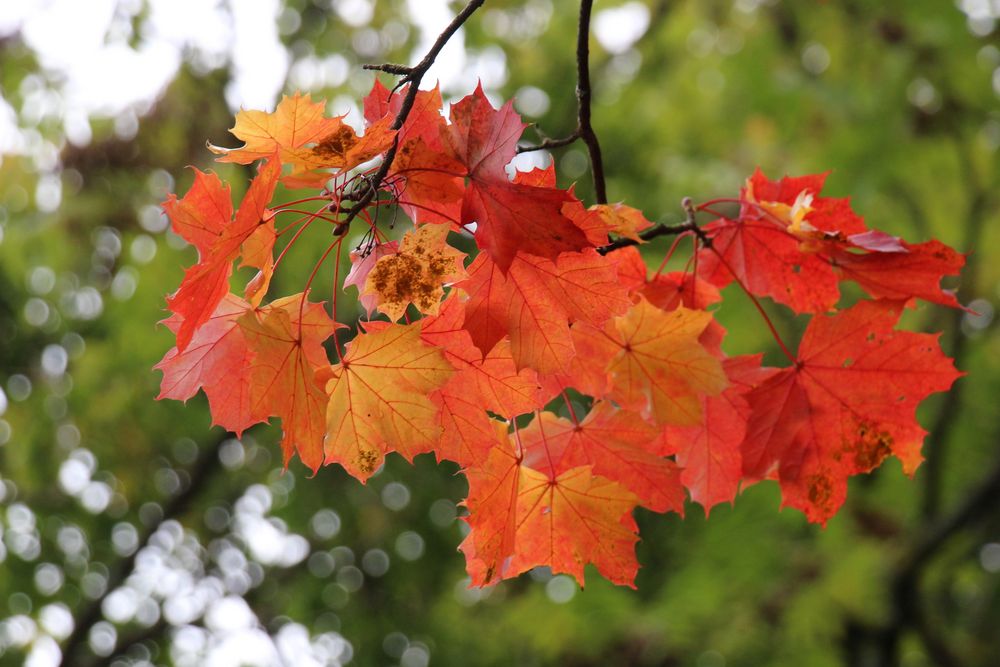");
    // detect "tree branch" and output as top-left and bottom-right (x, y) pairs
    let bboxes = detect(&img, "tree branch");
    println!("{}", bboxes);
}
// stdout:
(920, 141), (990, 519)
(337, 0), (486, 233)
(575, 0), (607, 203)
(59, 435), (227, 666)
(597, 220), (693, 255)
(514, 1), (608, 203)
(901, 449), (1000, 577)
(598, 197), (709, 255)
